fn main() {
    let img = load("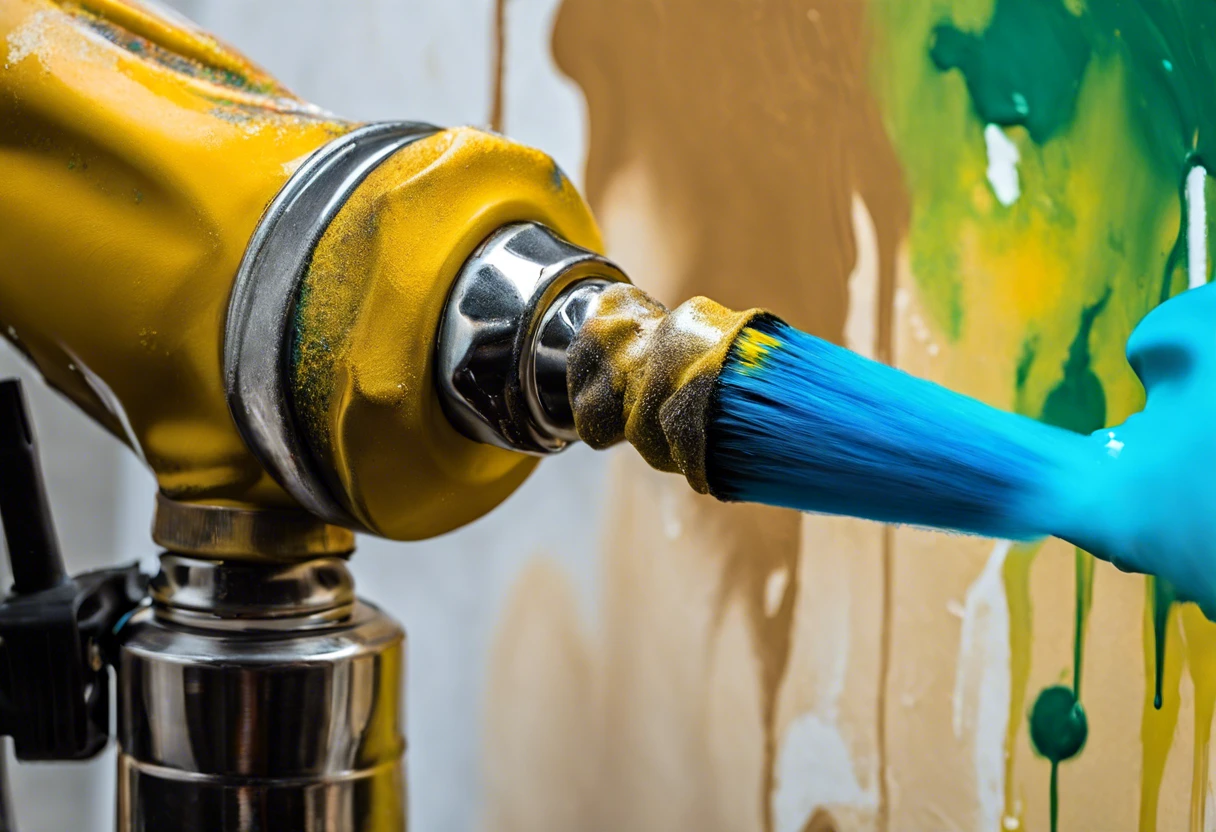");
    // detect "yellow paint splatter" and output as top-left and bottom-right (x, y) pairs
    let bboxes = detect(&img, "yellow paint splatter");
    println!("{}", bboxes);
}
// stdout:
(1001, 543), (1040, 831)
(735, 327), (782, 371)
(1139, 585), (1183, 832)
(1181, 605), (1216, 832)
